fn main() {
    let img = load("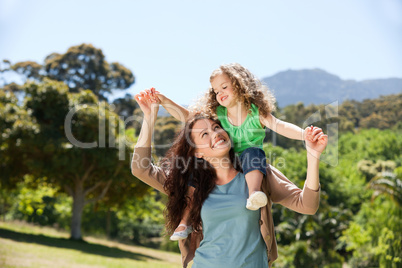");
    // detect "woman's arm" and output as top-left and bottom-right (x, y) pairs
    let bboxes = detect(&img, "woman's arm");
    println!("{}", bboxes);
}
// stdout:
(132, 90), (196, 267)
(260, 113), (305, 140)
(131, 90), (168, 194)
(305, 126), (327, 190)
(266, 127), (328, 214)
